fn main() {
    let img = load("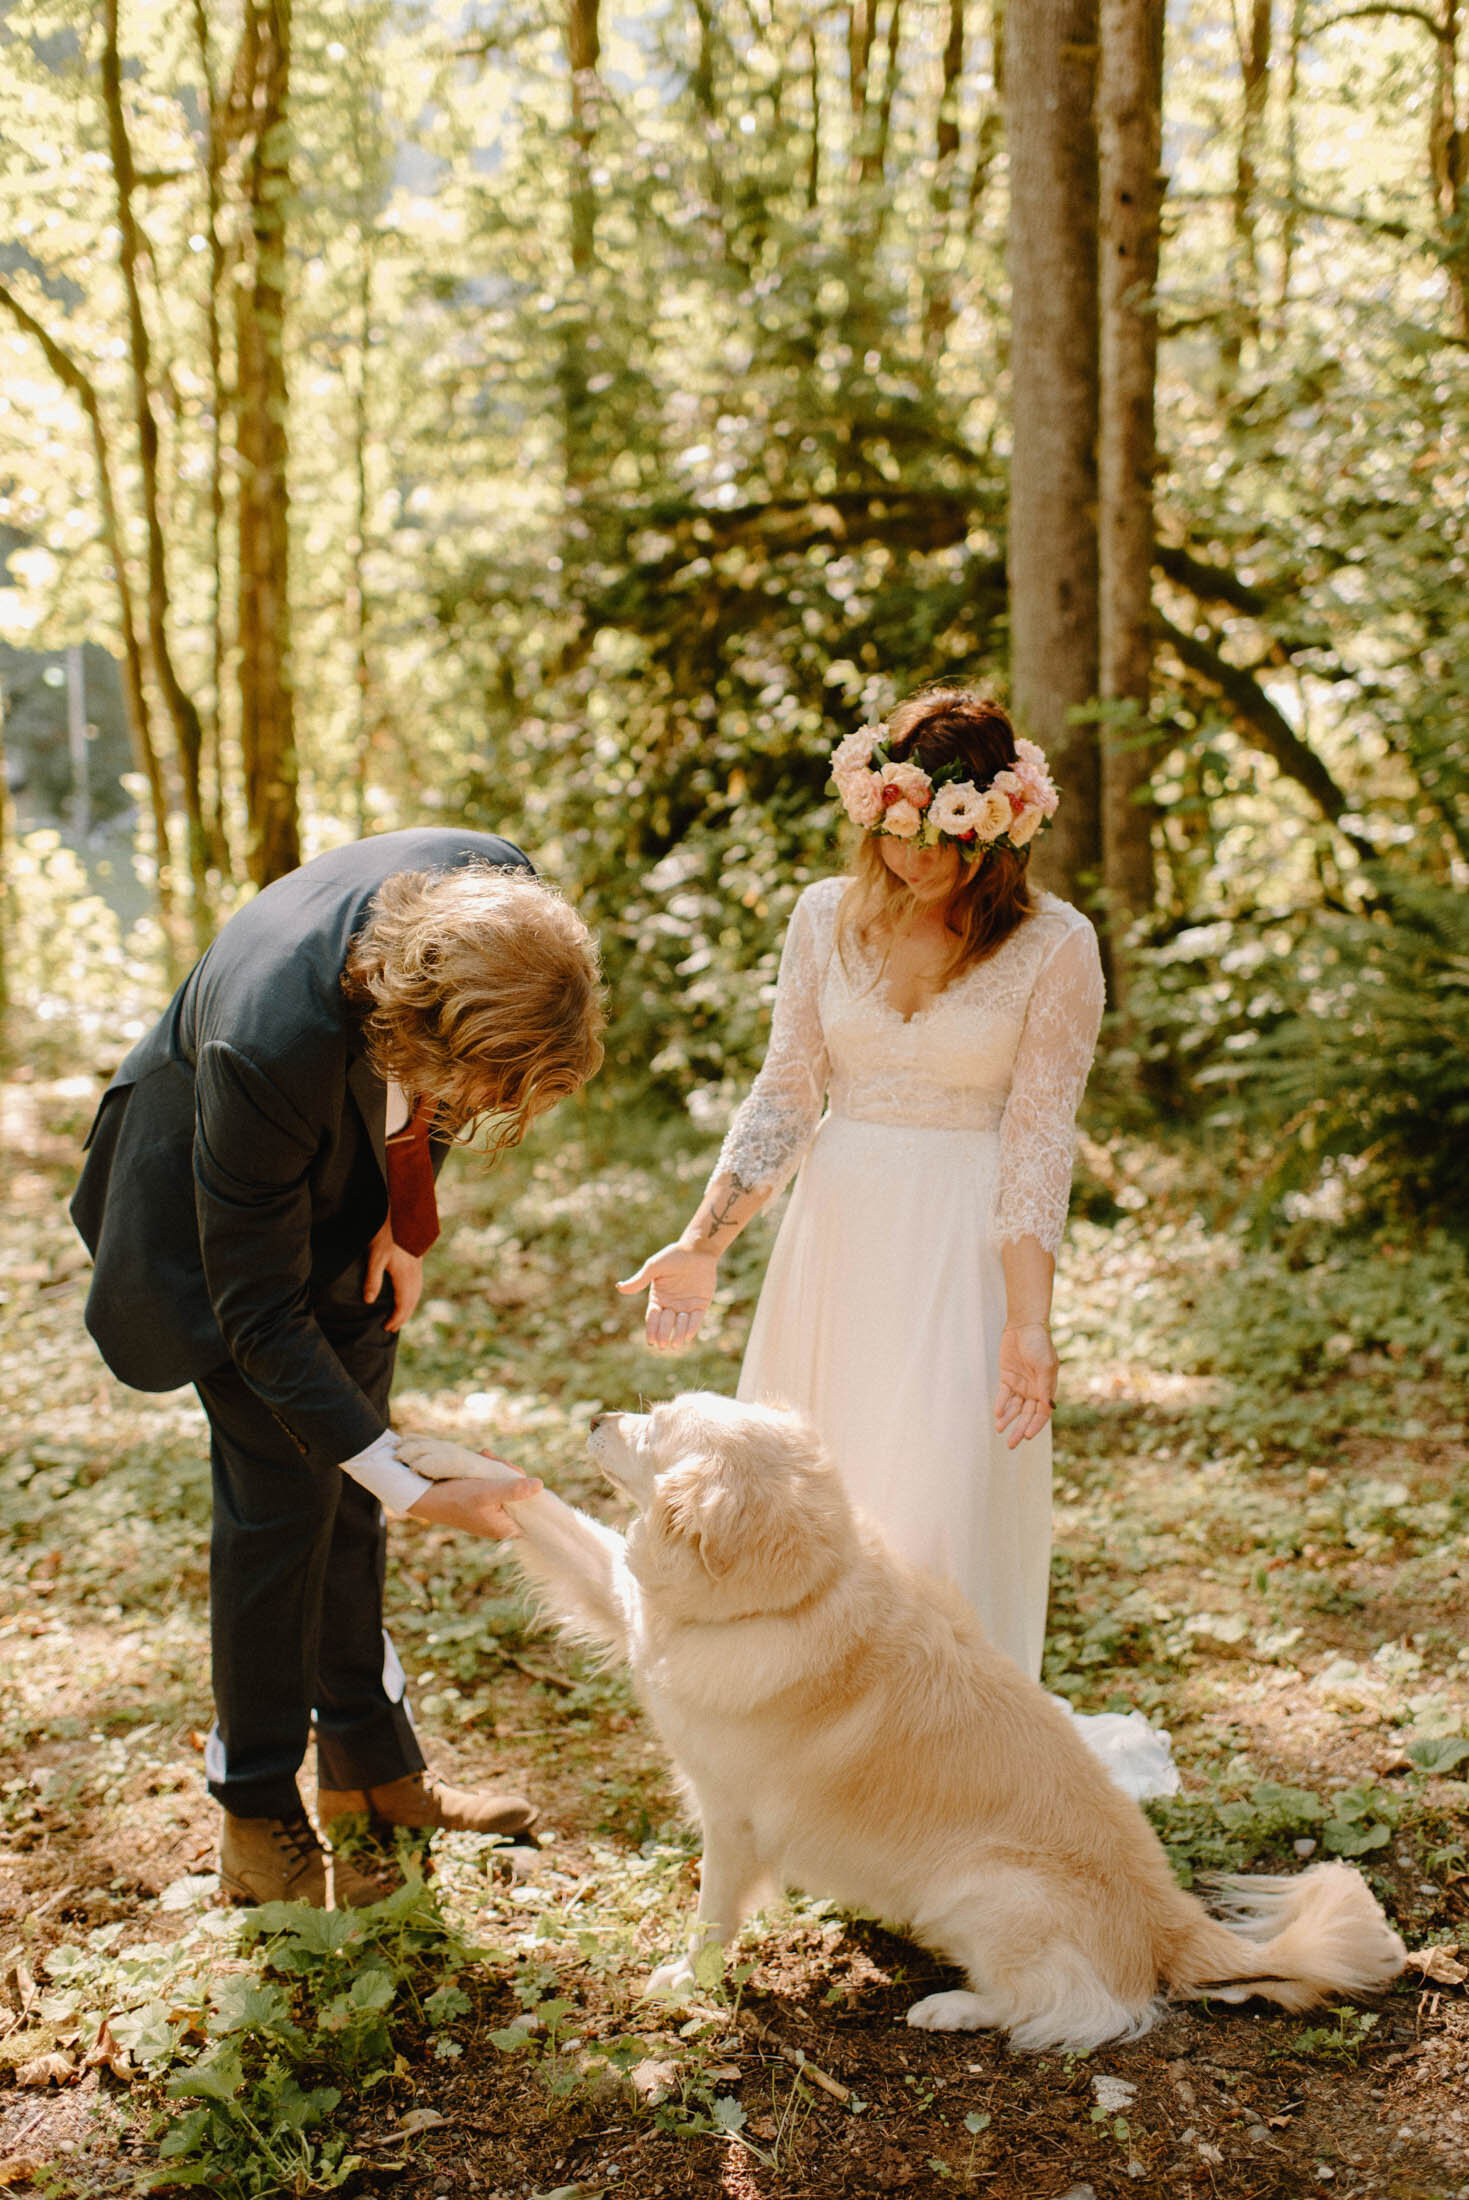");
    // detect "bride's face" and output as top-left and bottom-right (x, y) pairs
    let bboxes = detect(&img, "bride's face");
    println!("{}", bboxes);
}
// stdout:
(878, 836), (962, 905)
